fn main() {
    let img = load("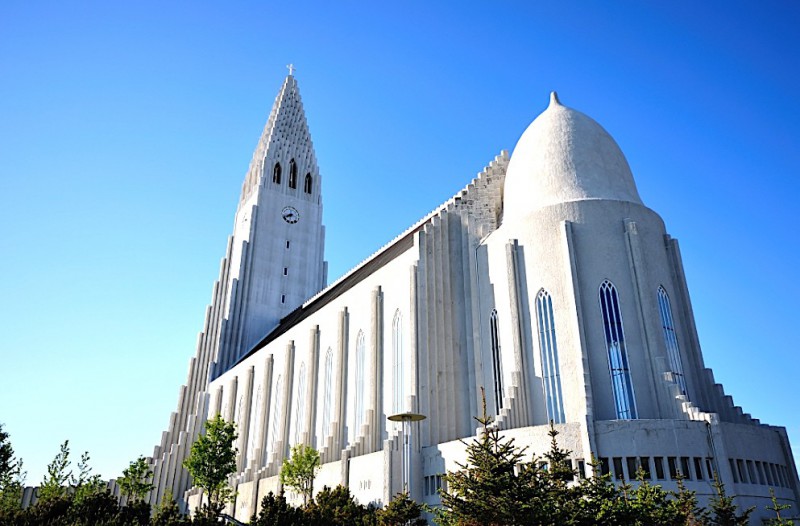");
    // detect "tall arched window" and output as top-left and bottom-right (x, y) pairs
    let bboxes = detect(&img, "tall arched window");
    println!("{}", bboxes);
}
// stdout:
(294, 362), (306, 445)
(489, 309), (504, 415)
(657, 286), (688, 397)
(288, 159), (298, 189)
(247, 385), (262, 464)
(599, 280), (637, 419)
(392, 310), (405, 413)
(536, 290), (565, 424)
(268, 374), (283, 454)
(272, 162), (282, 184)
(322, 348), (334, 438)
(304, 173), (313, 194)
